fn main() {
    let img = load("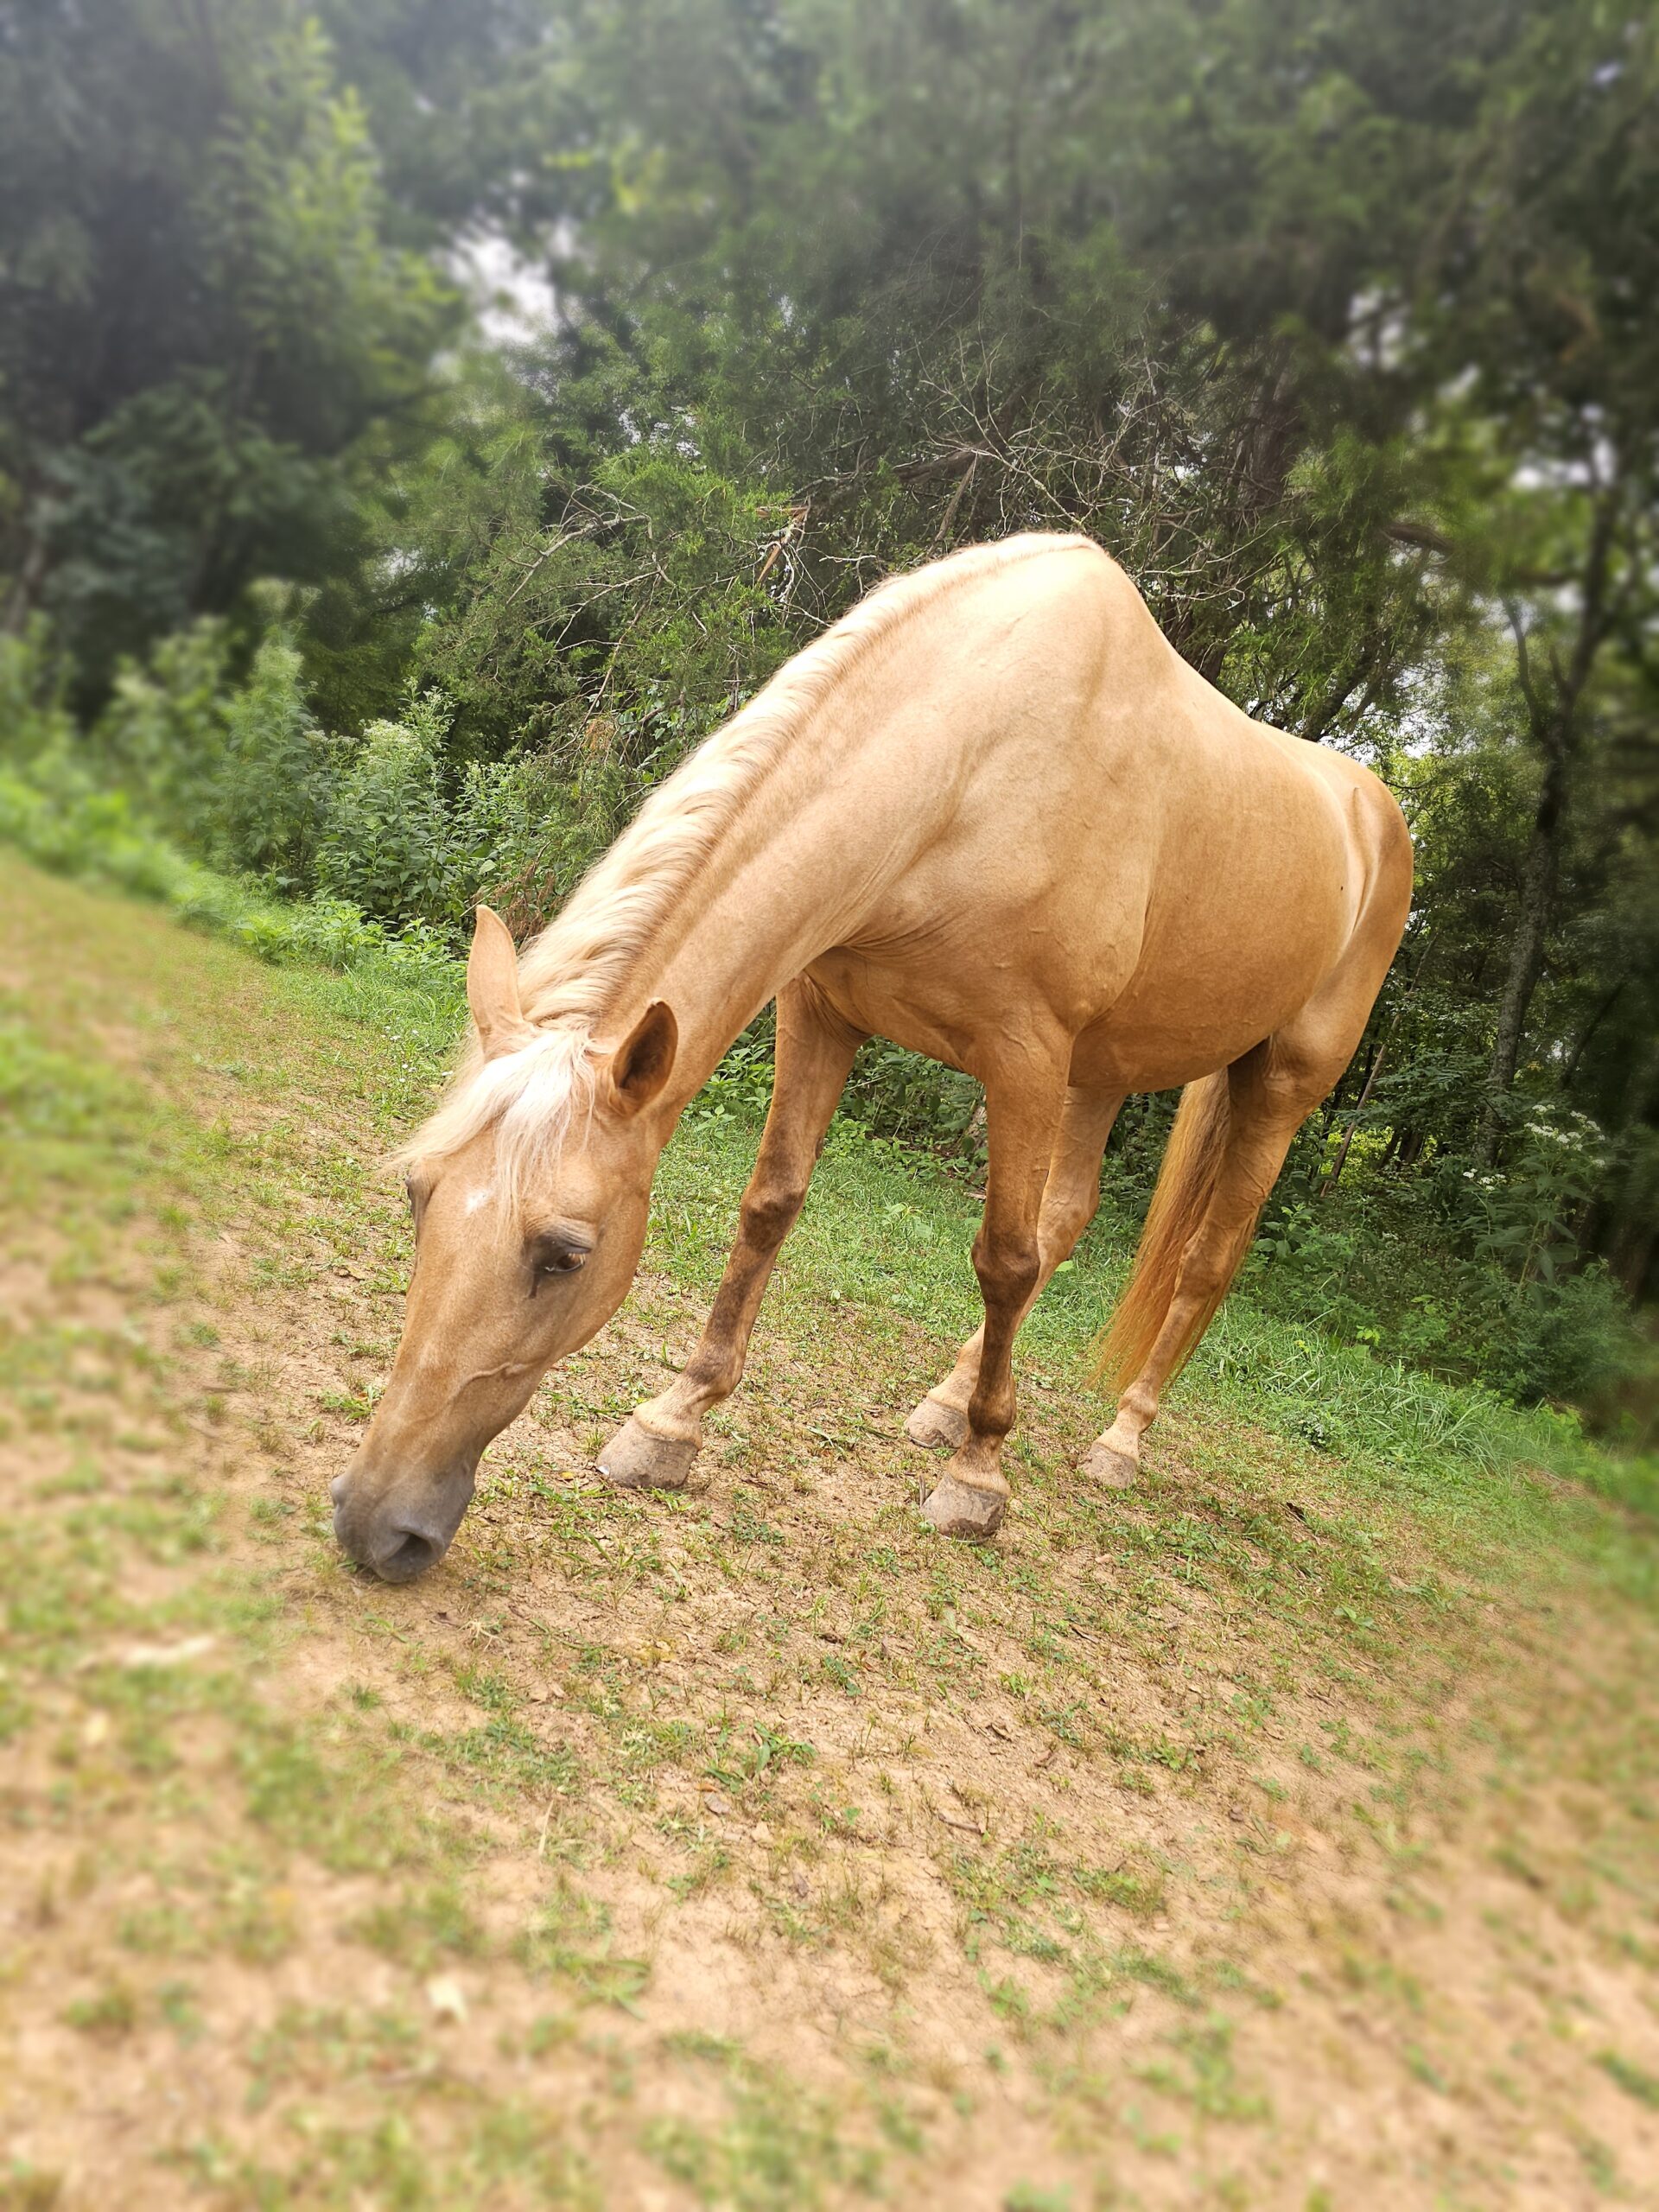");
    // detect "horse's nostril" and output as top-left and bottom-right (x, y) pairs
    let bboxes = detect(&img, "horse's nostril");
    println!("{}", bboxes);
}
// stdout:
(332, 1459), (475, 1583)
(375, 1529), (440, 1583)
